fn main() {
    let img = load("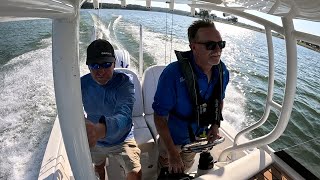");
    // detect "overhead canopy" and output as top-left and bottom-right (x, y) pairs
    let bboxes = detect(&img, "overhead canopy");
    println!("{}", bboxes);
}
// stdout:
(1, 0), (320, 22)
(0, 0), (86, 18)
(150, 0), (320, 22)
